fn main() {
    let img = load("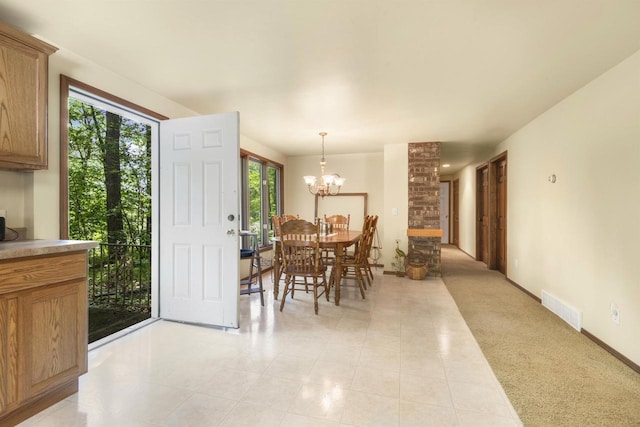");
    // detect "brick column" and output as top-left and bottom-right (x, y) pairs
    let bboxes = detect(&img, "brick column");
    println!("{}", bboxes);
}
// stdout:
(408, 142), (441, 276)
